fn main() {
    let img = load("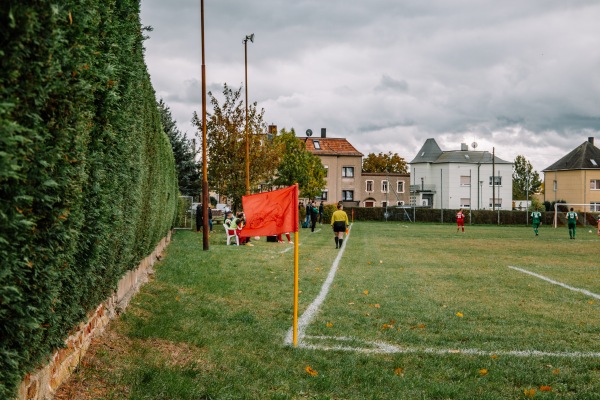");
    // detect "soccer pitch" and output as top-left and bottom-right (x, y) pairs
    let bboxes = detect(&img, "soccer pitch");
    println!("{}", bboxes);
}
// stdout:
(288, 222), (600, 358)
